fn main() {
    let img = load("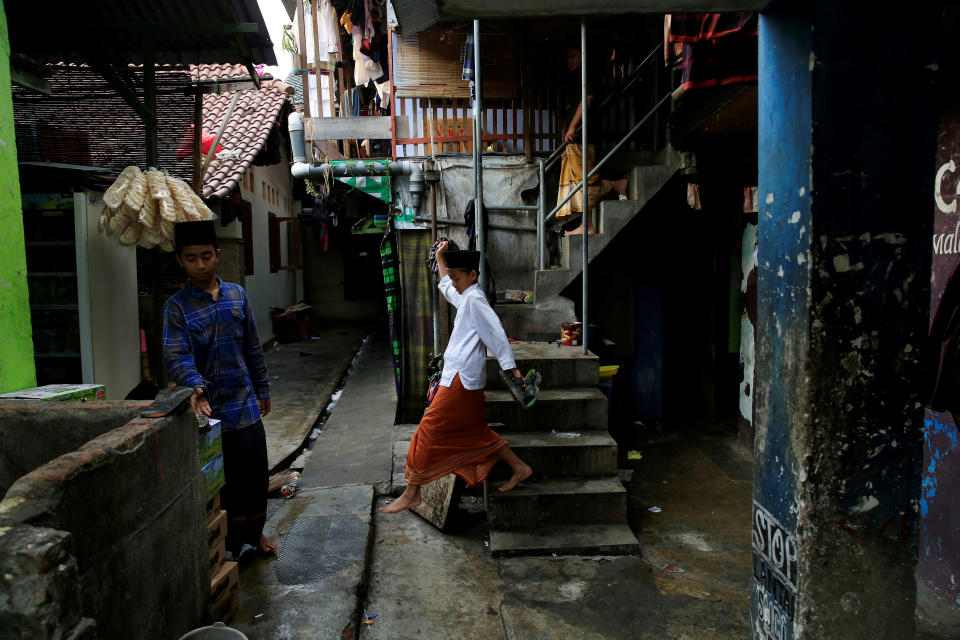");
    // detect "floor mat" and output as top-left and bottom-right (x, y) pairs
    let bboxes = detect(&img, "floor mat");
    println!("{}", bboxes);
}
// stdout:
(274, 515), (368, 585)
